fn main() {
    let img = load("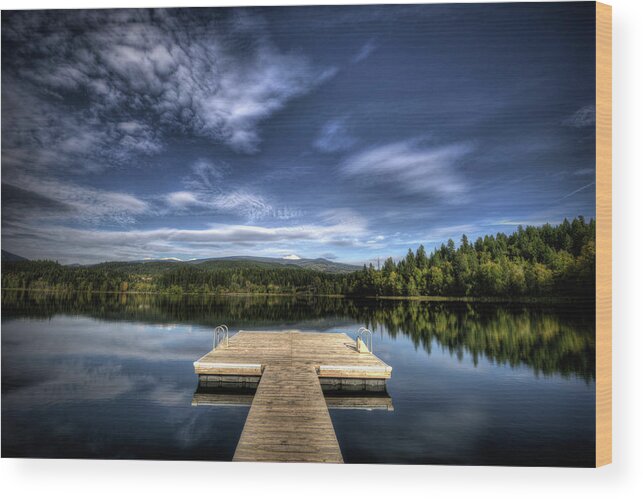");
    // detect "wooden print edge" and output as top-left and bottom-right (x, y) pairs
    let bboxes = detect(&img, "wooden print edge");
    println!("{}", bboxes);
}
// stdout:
(595, 1), (612, 468)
